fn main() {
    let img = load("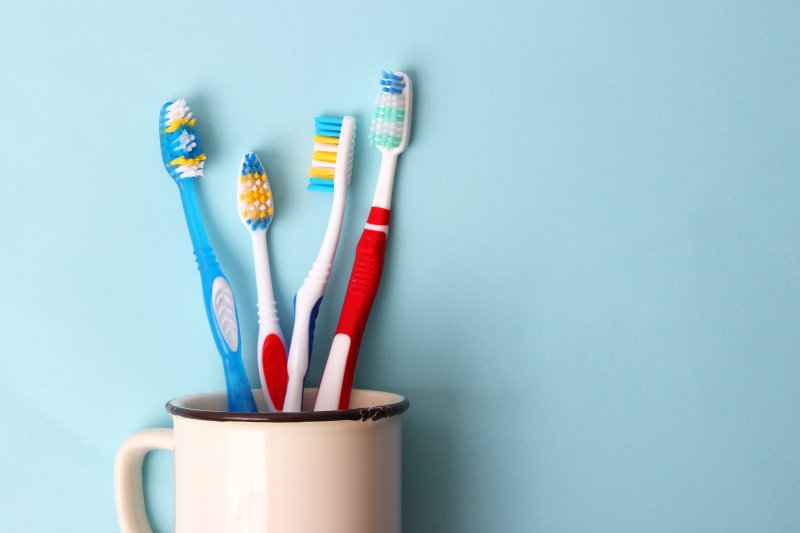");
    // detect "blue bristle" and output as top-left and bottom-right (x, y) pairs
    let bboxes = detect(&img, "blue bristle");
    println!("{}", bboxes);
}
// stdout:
(379, 78), (405, 89)
(164, 129), (198, 158)
(248, 216), (270, 231)
(380, 71), (406, 94)
(307, 179), (335, 192)
(159, 103), (206, 179)
(309, 116), (344, 192)
(382, 70), (403, 81)
(241, 152), (264, 175)
(315, 116), (343, 137)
